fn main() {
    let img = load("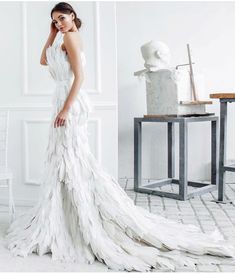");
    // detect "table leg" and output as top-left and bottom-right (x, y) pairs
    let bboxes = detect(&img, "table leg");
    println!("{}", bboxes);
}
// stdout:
(211, 119), (217, 185)
(168, 122), (175, 178)
(134, 119), (142, 191)
(217, 101), (231, 203)
(179, 120), (188, 200)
